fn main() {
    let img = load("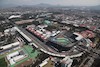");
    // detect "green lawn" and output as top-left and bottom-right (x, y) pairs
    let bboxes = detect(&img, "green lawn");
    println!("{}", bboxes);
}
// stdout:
(0, 45), (40, 67)
(10, 45), (40, 67)
(0, 58), (7, 67)
(56, 38), (71, 45)
(23, 45), (40, 59)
